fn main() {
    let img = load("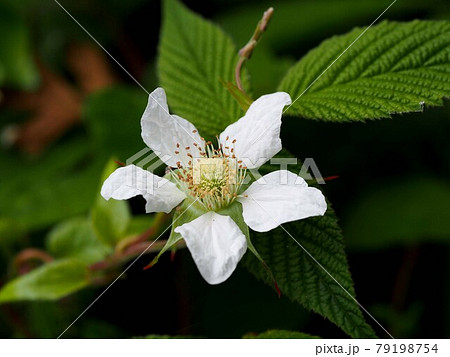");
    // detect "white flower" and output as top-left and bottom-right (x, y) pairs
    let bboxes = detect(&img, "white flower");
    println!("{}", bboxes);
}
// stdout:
(101, 87), (327, 285)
